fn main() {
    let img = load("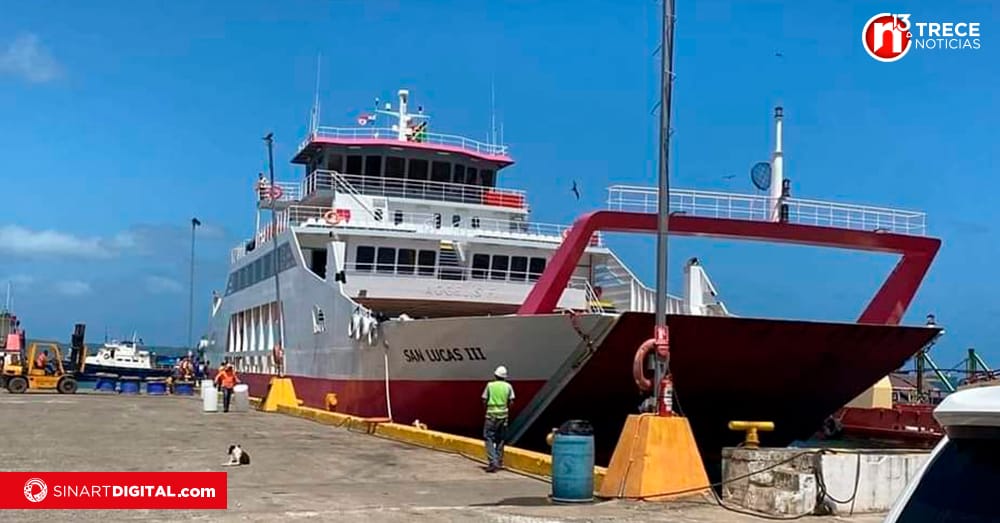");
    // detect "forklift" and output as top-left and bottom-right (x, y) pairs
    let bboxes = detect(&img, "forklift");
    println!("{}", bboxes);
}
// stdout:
(1, 324), (87, 394)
